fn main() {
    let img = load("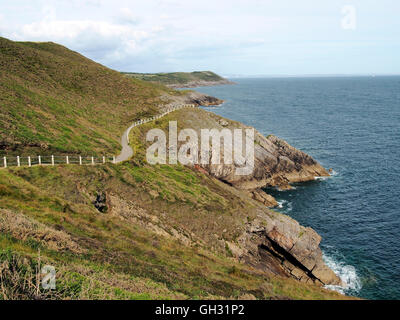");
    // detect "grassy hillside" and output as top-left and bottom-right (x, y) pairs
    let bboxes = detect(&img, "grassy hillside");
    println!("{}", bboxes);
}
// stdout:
(0, 37), (350, 300)
(123, 71), (228, 87)
(0, 159), (349, 300)
(0, 37), (183, 156)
